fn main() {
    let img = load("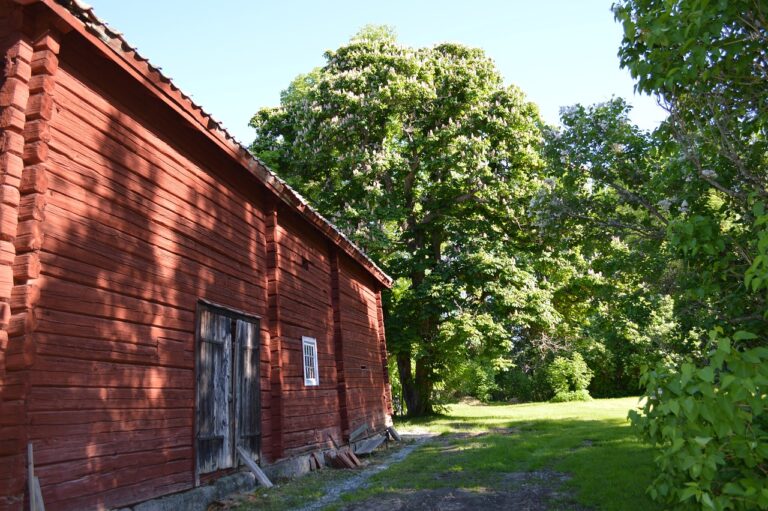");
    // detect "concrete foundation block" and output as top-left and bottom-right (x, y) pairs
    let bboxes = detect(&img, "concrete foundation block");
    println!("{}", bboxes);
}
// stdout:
(263, 453), (313, 480)
(121, 471), (256, 511)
